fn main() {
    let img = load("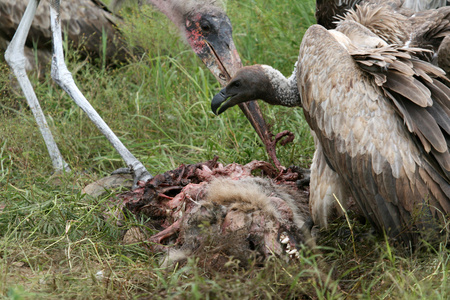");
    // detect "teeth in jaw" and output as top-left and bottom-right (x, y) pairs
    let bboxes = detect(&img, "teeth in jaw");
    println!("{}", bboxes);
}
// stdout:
(280, 232), (300, 260)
